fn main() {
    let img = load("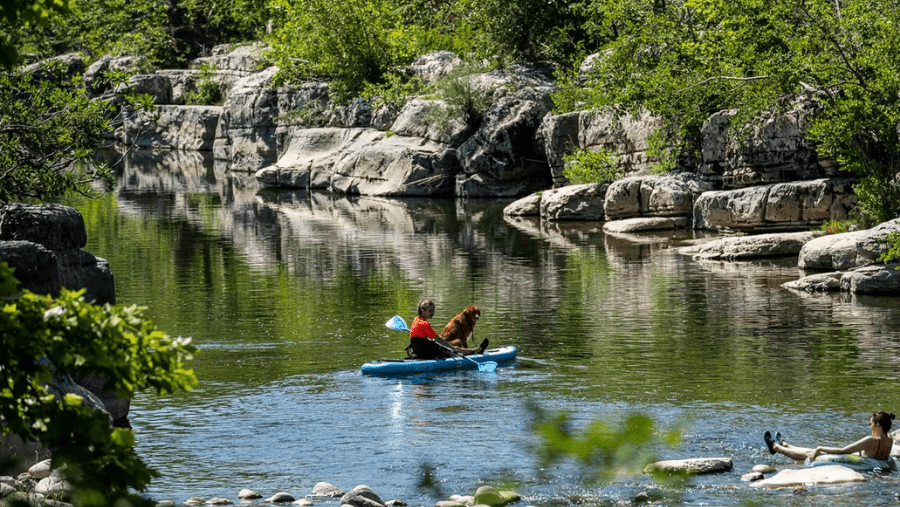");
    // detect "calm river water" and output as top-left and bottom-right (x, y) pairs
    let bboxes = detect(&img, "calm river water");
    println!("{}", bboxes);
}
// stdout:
(69, 149), (900, 506)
